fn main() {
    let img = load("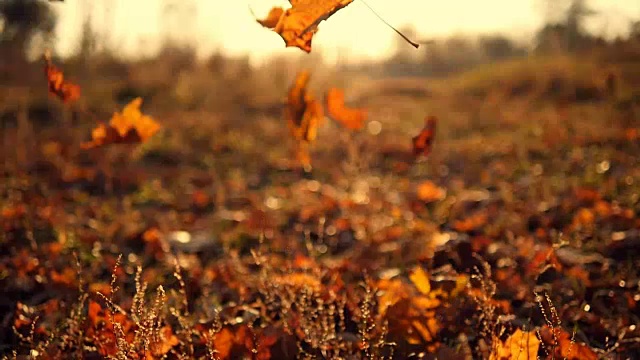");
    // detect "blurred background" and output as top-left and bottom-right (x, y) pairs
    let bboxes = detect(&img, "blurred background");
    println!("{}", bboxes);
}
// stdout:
(1, 0), (640, 173)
